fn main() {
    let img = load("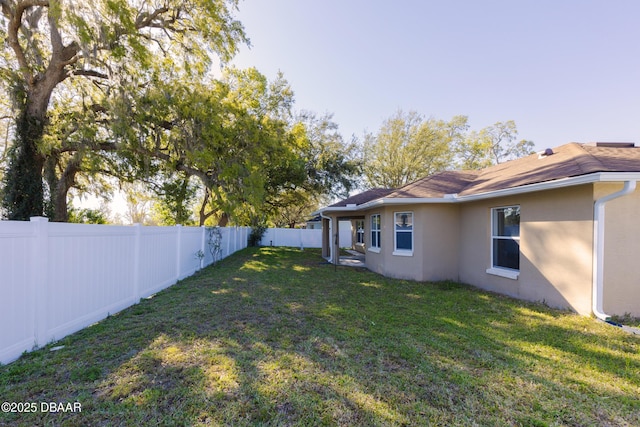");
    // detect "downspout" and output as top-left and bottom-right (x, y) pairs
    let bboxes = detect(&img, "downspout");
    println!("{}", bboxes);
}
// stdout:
(592, 180), (636, 321)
